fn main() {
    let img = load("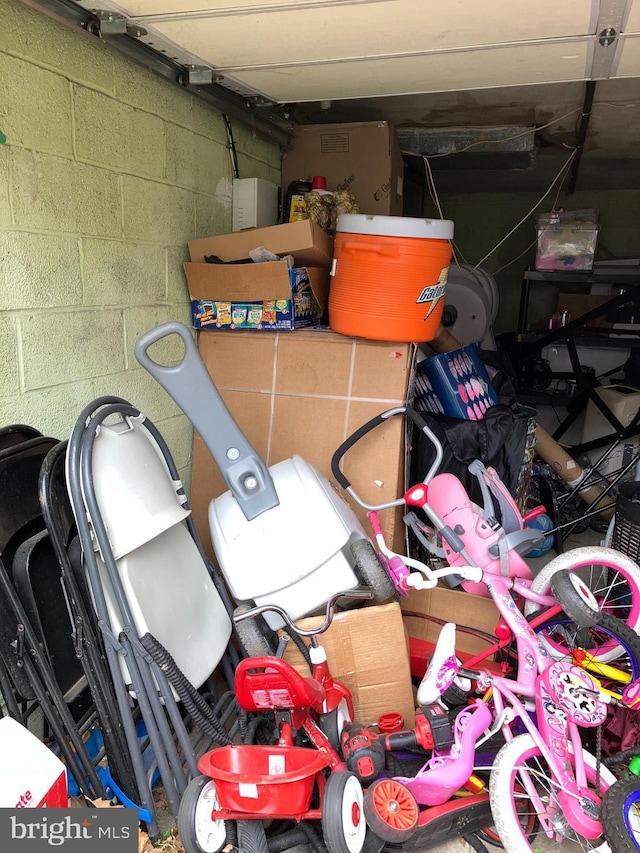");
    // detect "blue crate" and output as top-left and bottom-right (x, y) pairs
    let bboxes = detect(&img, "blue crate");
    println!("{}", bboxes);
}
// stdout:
(414, 343), (499, 420)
